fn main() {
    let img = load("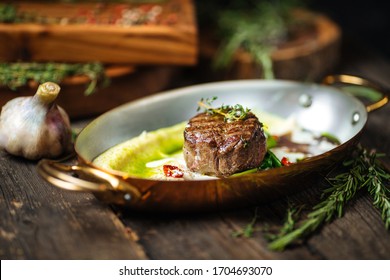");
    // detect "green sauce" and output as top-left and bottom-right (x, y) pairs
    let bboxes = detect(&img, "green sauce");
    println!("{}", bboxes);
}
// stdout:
(92, 122), (186, 178)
